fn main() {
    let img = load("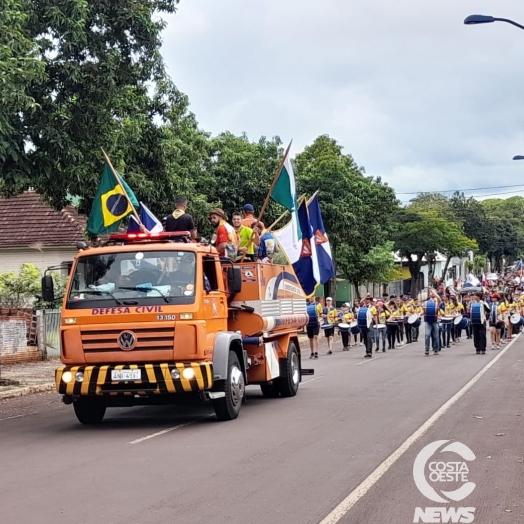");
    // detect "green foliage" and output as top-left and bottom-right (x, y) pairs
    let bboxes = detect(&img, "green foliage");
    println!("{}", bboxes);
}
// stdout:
(0, 263), (42, 308)
(1, 0), (184, 214)
(0, 0), (45, 190)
